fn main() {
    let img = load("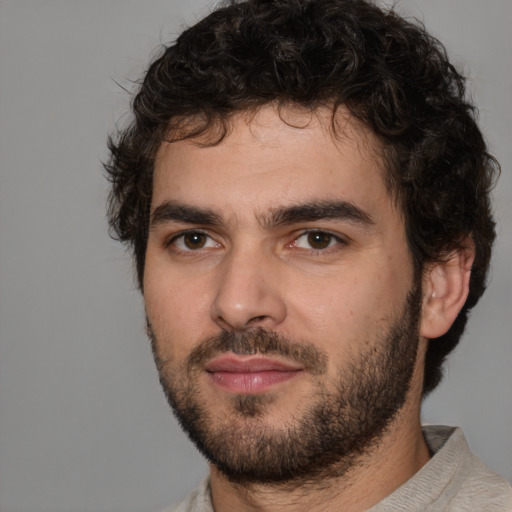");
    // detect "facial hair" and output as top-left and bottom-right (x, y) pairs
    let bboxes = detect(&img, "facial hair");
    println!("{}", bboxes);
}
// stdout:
(149, 285), (422, 486)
